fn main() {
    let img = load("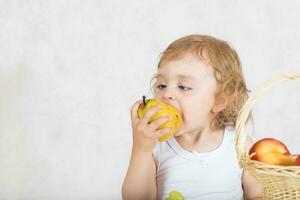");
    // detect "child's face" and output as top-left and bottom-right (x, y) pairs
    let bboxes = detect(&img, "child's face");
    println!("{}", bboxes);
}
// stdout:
(153, 53), (219, 135)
